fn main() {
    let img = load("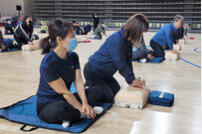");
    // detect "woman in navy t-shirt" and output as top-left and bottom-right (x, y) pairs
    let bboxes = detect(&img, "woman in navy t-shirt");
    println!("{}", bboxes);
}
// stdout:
(36, 19), (106, 126)
(84, 14), (149, 102)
